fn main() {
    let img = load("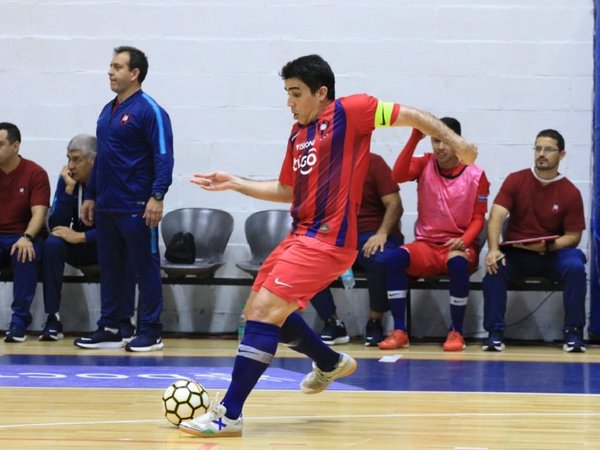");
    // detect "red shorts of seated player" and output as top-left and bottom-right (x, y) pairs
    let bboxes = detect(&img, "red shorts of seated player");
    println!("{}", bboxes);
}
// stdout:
(403, 240), (479, 278)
